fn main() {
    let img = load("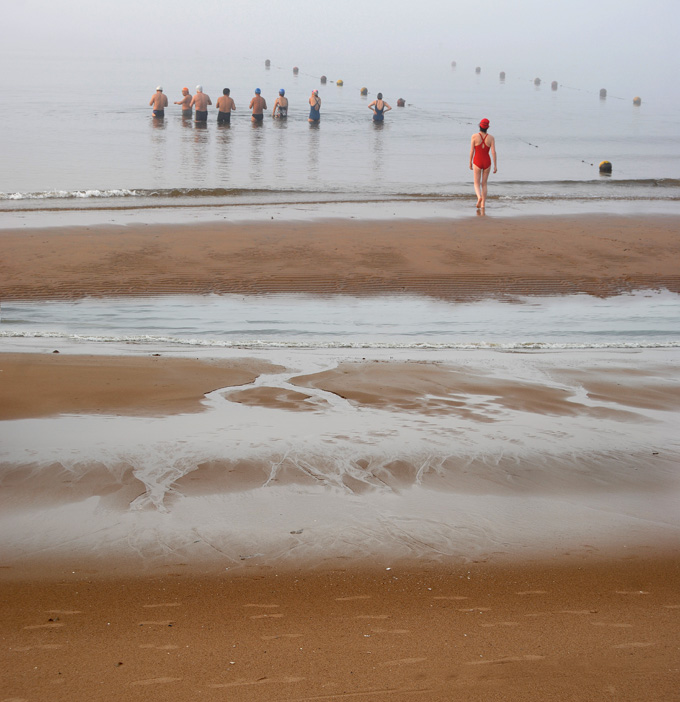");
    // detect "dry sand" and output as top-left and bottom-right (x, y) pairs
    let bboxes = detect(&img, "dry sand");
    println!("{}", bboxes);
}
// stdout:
(1, 214), (679, 700)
